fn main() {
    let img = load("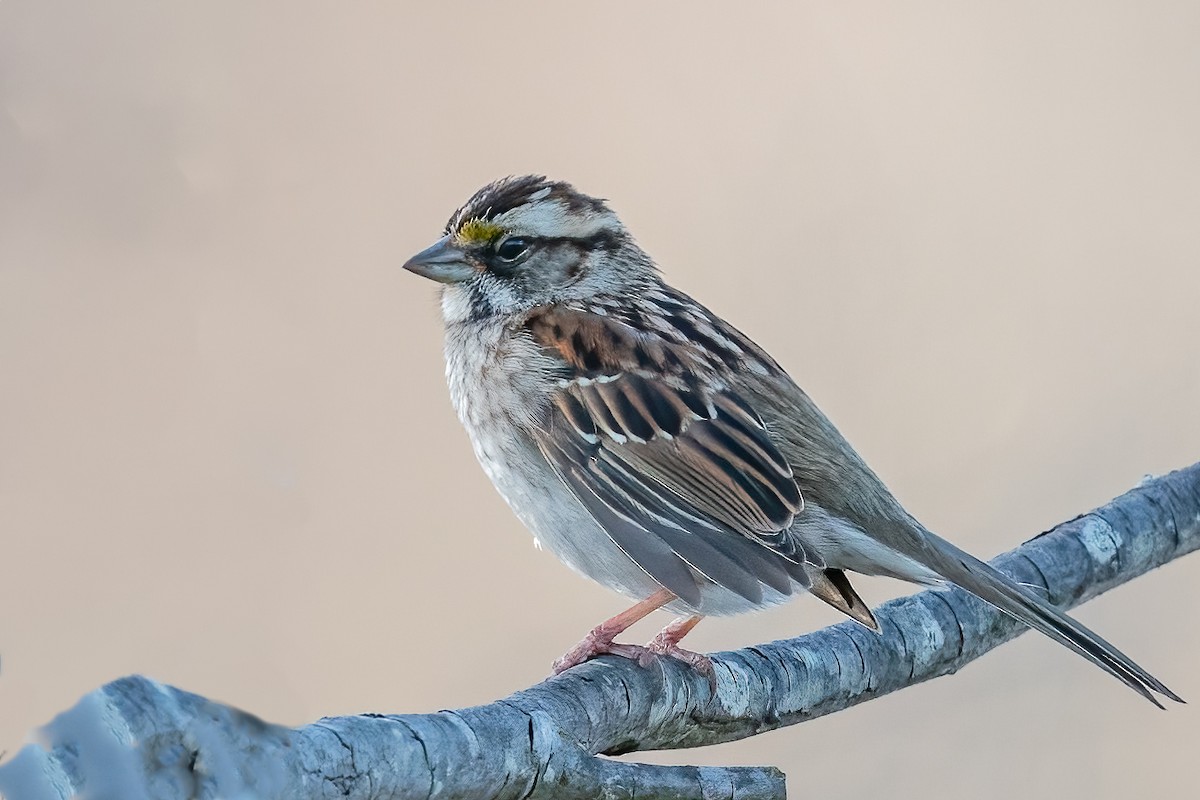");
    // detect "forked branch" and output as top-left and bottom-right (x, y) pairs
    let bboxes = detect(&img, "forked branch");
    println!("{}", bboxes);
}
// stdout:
(1, 464), (1197, 800)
